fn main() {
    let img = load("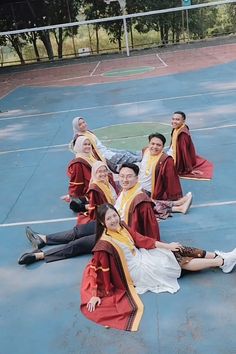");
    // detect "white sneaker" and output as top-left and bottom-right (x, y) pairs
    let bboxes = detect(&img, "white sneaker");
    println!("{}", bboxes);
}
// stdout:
(215, 248), (236, 259)
(219, 252), (236, 273)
